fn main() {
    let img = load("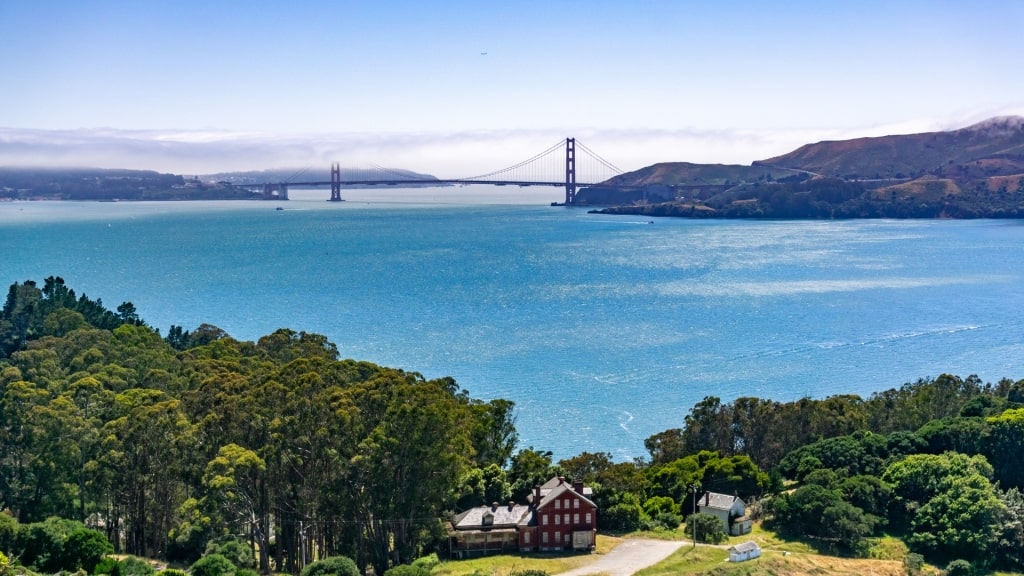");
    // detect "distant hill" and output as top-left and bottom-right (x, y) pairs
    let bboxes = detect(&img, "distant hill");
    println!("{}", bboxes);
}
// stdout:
(203, 167), (440, 187)
(0, 165), (443, 201)
(0, 167), (260, 201)
(586, 116), (1024, 218)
